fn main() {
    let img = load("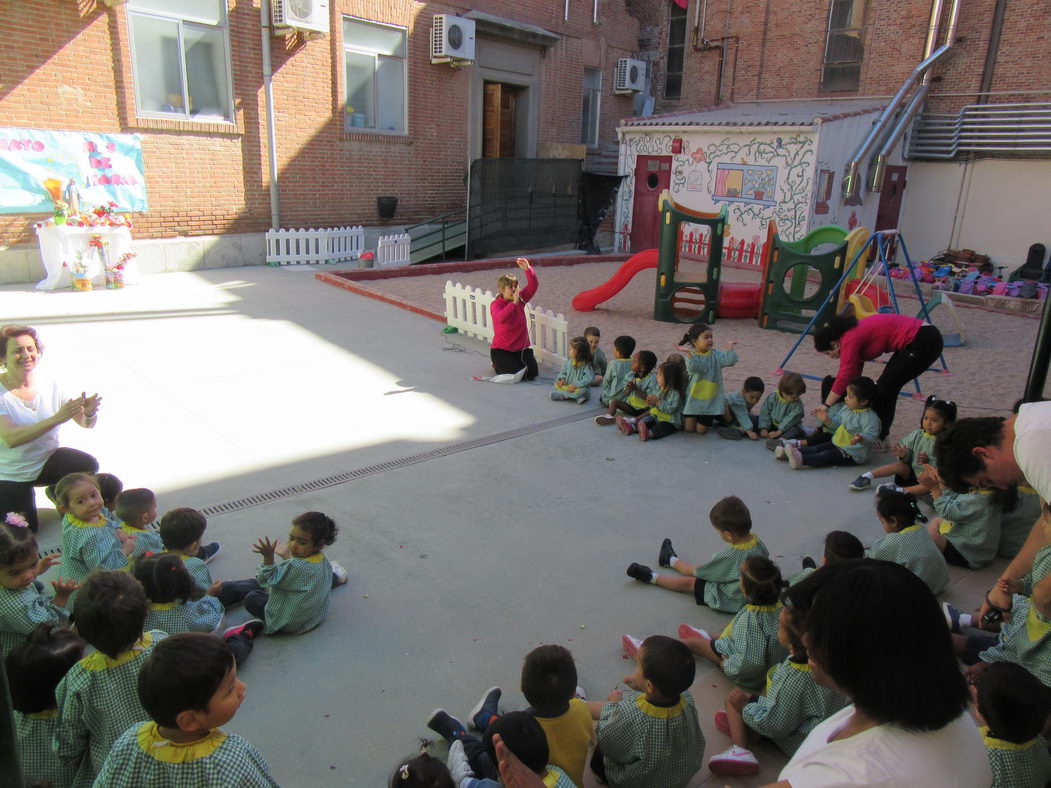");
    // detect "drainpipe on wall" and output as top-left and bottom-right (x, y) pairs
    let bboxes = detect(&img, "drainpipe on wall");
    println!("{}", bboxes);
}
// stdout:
(261, 0), (281, 230)
(977, 0), (1007, 103)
